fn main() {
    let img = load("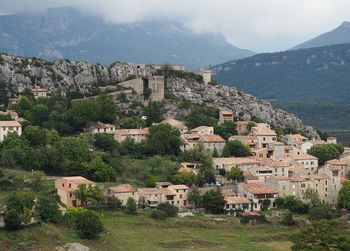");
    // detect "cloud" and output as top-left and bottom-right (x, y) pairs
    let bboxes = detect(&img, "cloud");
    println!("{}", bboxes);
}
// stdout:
(1, 0), (350, 51)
